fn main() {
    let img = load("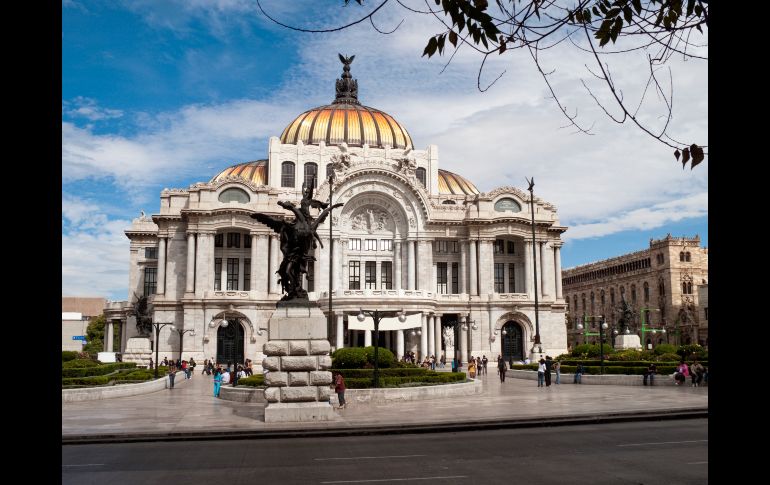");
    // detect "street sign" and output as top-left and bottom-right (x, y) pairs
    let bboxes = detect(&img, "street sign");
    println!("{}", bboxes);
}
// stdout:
(72, 335), (87, 341)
